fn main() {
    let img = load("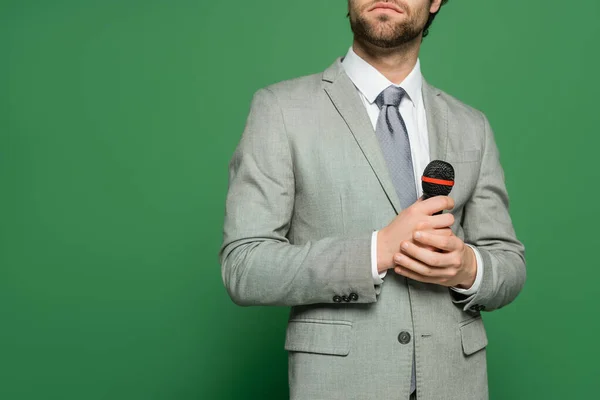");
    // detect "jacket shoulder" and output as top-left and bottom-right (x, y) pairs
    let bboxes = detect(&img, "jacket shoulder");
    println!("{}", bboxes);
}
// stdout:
(257, 71), (325, 104)
(433, 84), (487, 123)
